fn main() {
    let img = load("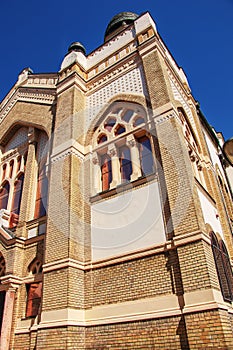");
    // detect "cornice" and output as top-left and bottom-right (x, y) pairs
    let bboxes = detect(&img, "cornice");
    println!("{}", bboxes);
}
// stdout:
(86, 58), (138, 94)
(51, 148), (84, 163)
(0, 87), (56, 124)
(42, 230), (210, 273)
